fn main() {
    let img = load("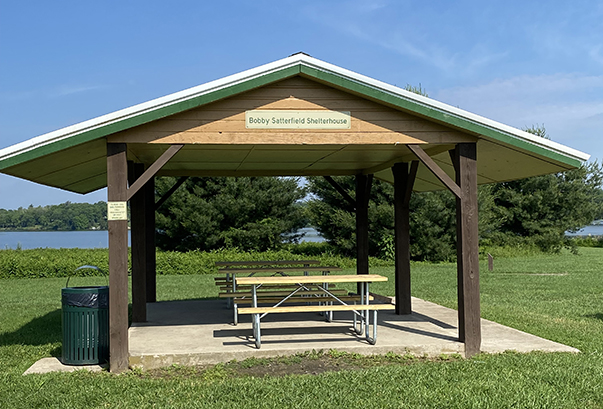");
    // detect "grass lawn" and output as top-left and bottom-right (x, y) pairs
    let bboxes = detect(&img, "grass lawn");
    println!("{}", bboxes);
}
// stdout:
(2, 248), (603, 407)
